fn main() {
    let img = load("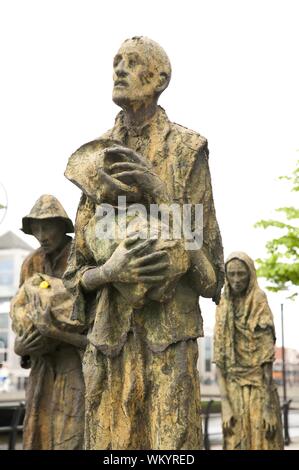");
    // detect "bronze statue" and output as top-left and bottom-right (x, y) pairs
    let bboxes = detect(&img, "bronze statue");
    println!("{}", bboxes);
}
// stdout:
(10, 195), (86, 450)
(64, 37), (224, 450)
(214, 252), (284, 450)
